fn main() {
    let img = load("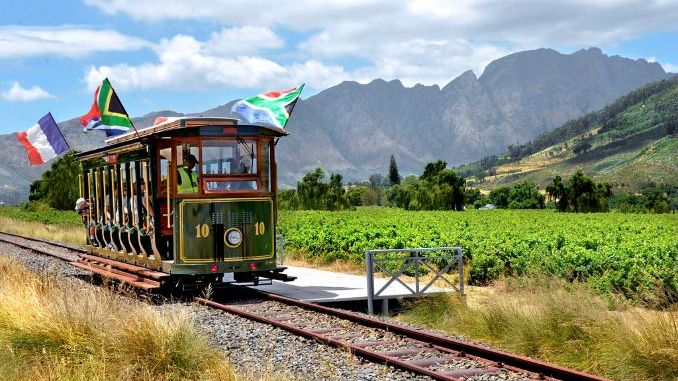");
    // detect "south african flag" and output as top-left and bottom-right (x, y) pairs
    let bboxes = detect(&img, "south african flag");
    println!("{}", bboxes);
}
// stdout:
(80, 78), (133, 137)
(231, 84), (305, 128)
